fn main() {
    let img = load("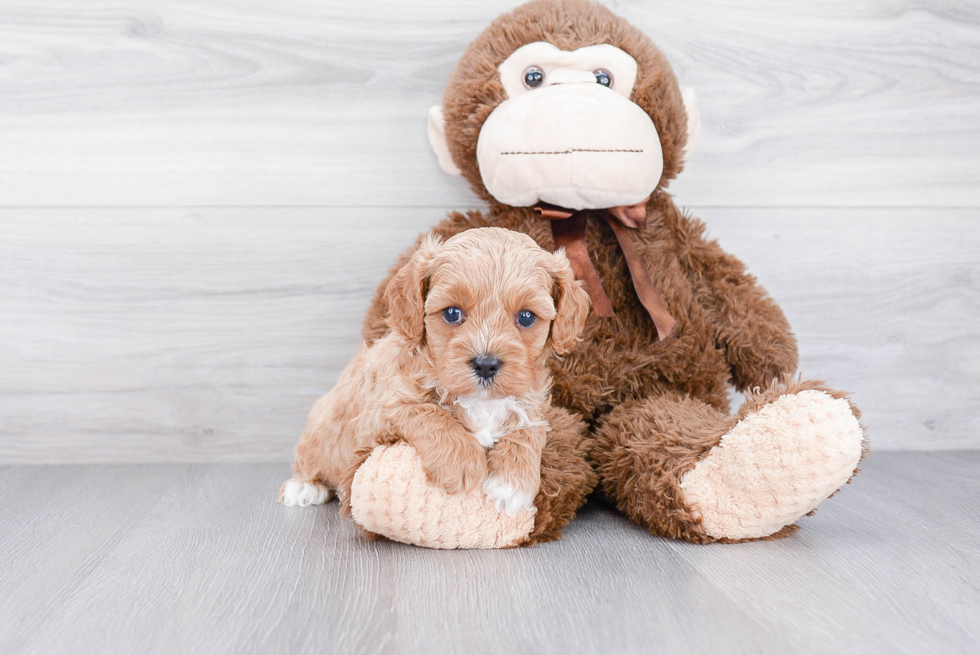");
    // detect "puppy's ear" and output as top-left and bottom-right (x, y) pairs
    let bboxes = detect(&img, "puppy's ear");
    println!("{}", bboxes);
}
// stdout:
(385, 234), (442, 346)
(547, 249), (591, 355)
